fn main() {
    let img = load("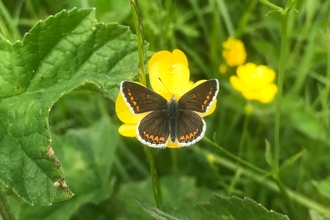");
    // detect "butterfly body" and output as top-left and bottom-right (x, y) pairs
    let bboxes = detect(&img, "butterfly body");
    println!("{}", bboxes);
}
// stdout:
(120, 79), (219, 148)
